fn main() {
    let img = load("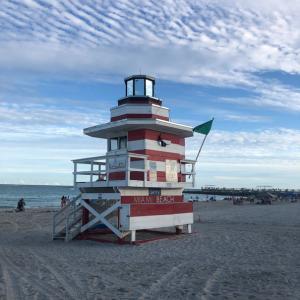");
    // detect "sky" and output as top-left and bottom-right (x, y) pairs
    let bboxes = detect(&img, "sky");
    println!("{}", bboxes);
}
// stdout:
(0, 0), (299, 188)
